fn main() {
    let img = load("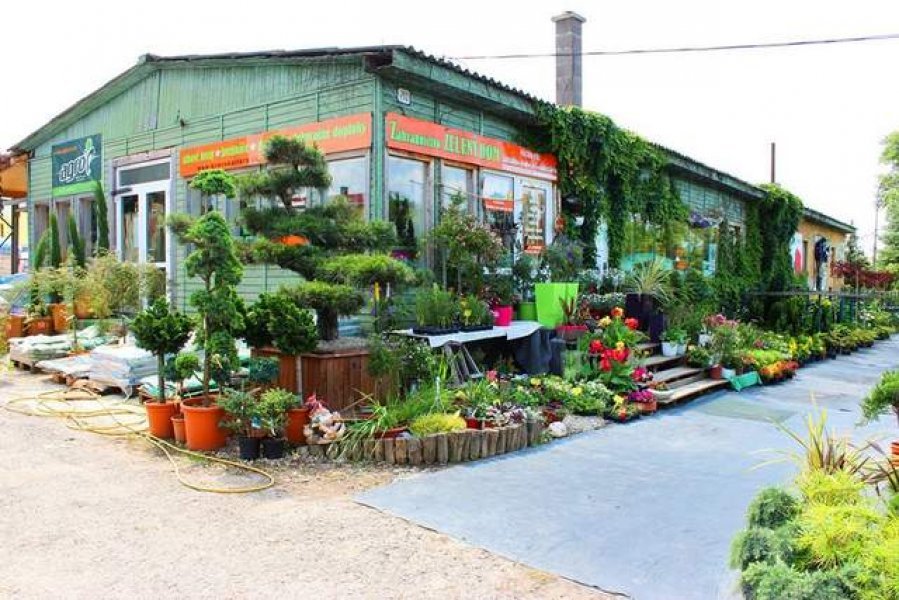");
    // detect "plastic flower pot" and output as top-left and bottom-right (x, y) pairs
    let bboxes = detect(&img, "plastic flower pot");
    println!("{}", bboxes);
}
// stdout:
(661, 342), (678, 357)
(891, 441), (899, 457)
(556, 324), (588, 342)
(26, 317), (54, 336)
(517, 301), (537, 321)
(676, 344), (687, 356)
(145, 401), (178, 439)
(721, 367), (737, 379)
(49, 303), (68, 333)
(181, 402), (228, 451)
(171, 414), (186, 444)
(261, 437), (285, 459)
(376, 426), (407, 439)
(5, 314), (25, 339)
(637, 399), (658, 414)
(535, 282), (579, 328)
(709, 365), (724, 379)
(238, 436), (262, 461)
(492, 305), (513, 327)
(464, 417), (482, 430)
(284, 407), (310, 446)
